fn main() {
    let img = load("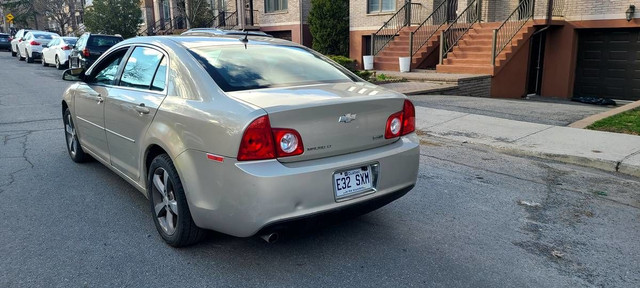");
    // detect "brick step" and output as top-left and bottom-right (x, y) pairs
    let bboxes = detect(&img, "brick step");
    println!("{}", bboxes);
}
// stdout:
(458, 39), (493, 46)
(474, 22), (503, 29)
(449, 51), (508, 61)
(436, 63), (495, 74)
(377, 51), (412, 57)
(466, 33), (493, 40)
(444, 58), (498, 65)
